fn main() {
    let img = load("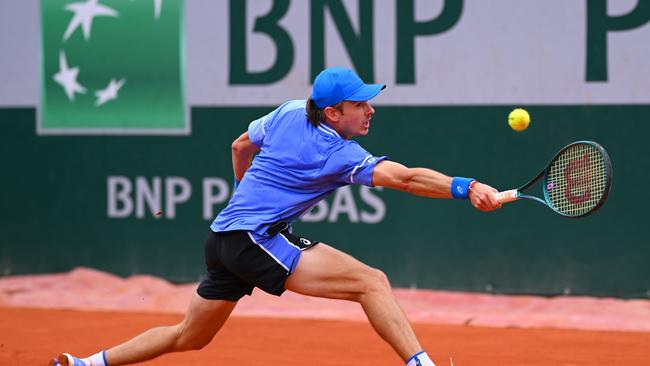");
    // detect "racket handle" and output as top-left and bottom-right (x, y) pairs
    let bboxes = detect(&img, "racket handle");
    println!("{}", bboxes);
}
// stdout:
(496, 189), (519, 203)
